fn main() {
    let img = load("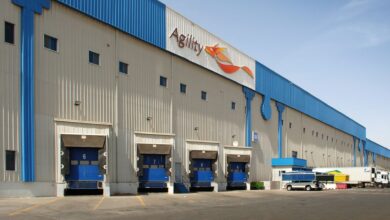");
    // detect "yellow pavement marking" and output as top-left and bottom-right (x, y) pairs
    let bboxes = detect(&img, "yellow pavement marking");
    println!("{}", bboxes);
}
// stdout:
(136, 196), (146, 207)
(93, 197), (105, 211)
(8, 197), (62, 217)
